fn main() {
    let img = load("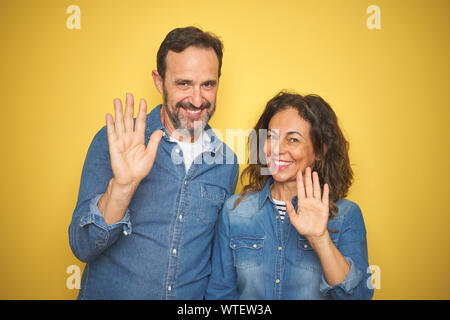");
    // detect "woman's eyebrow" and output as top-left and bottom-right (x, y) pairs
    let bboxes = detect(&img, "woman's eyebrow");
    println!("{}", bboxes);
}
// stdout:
(286, 131), (305, 139)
